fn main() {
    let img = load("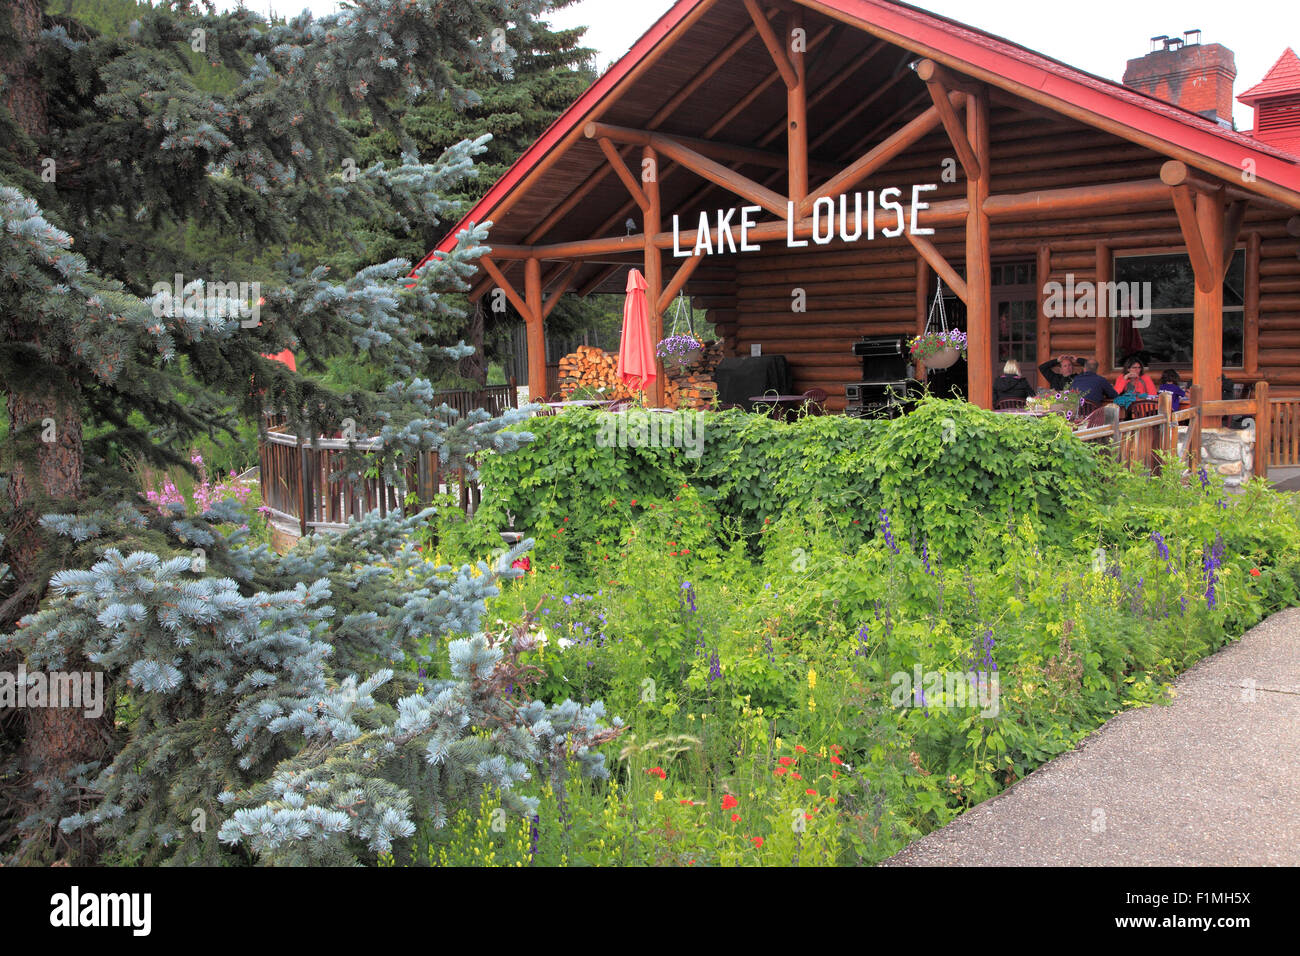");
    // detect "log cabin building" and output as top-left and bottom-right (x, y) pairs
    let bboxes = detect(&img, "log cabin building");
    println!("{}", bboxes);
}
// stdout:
(416, 0), (1300, 423)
